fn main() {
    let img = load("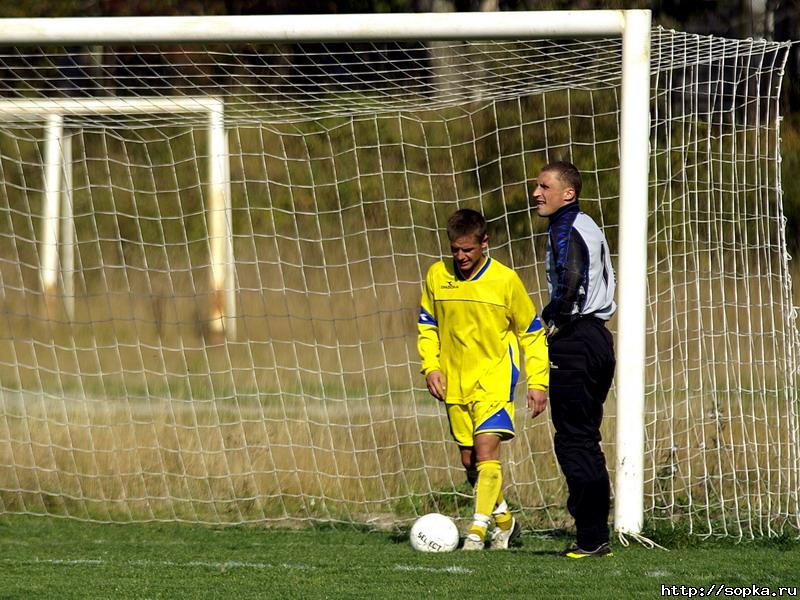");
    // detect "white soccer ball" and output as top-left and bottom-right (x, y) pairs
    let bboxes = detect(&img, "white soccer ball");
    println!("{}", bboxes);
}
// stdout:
(409, 513), (460, 553)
